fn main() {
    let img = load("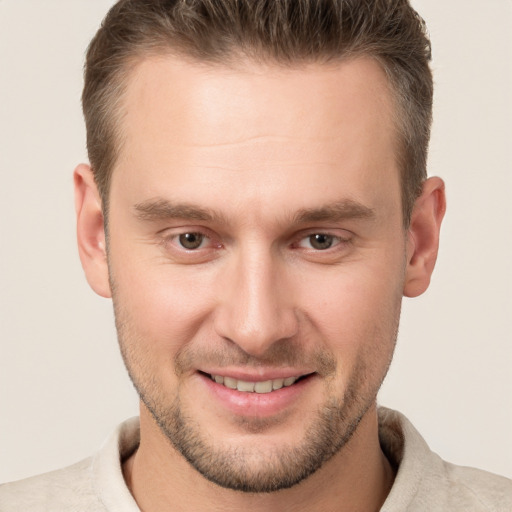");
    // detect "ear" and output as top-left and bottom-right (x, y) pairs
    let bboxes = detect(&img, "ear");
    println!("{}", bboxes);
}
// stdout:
(403, 176), (446, 298)
(74, 164), (111, 298)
